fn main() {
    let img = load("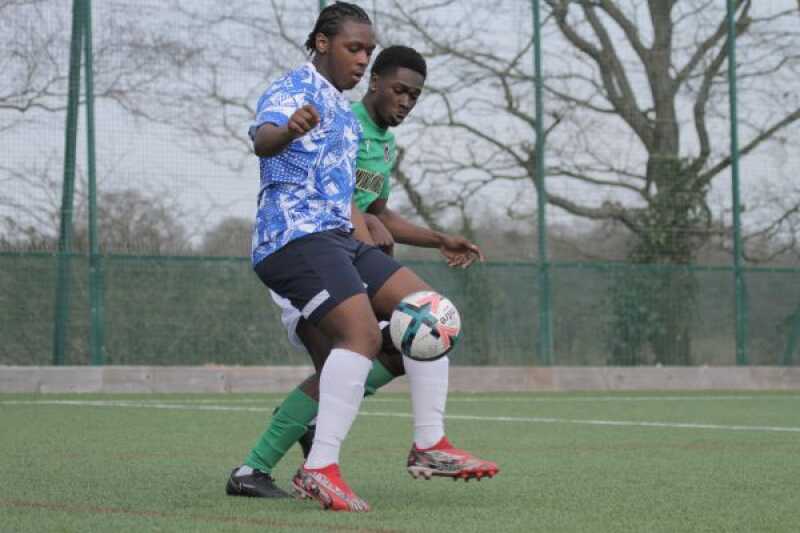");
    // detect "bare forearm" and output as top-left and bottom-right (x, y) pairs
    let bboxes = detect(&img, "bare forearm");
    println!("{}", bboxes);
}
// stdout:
(351, 203), (375, 245)
(253, 124), (296, 157)
(378, 207), (442, 248)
